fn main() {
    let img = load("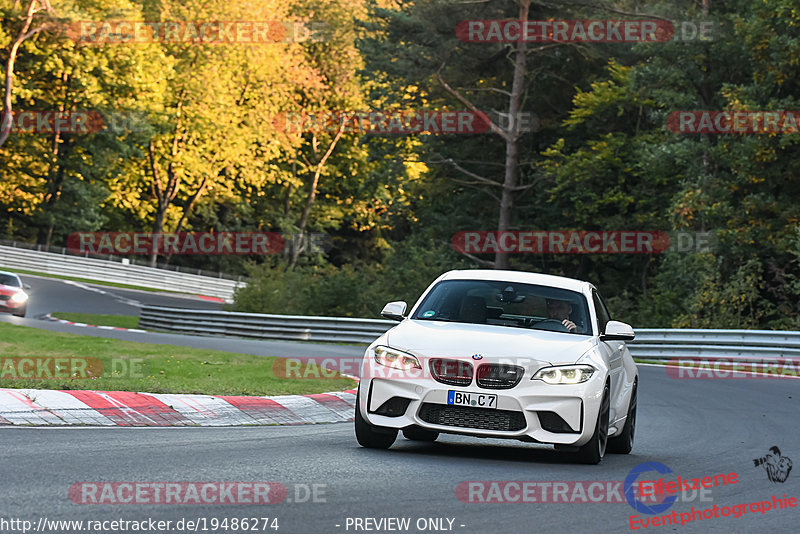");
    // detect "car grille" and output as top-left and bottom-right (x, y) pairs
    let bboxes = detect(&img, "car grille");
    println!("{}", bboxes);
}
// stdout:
(476, 363), (524, 389)
(418, 403), (526, 432)
(0, 295), (10, 301)
(429, 358), (473, 387)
